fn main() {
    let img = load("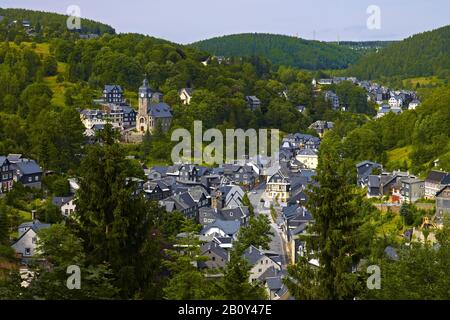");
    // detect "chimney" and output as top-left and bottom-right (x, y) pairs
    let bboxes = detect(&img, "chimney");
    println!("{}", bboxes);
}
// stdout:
(249, 246), (252, 254)
(31, 210), (36, 221)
